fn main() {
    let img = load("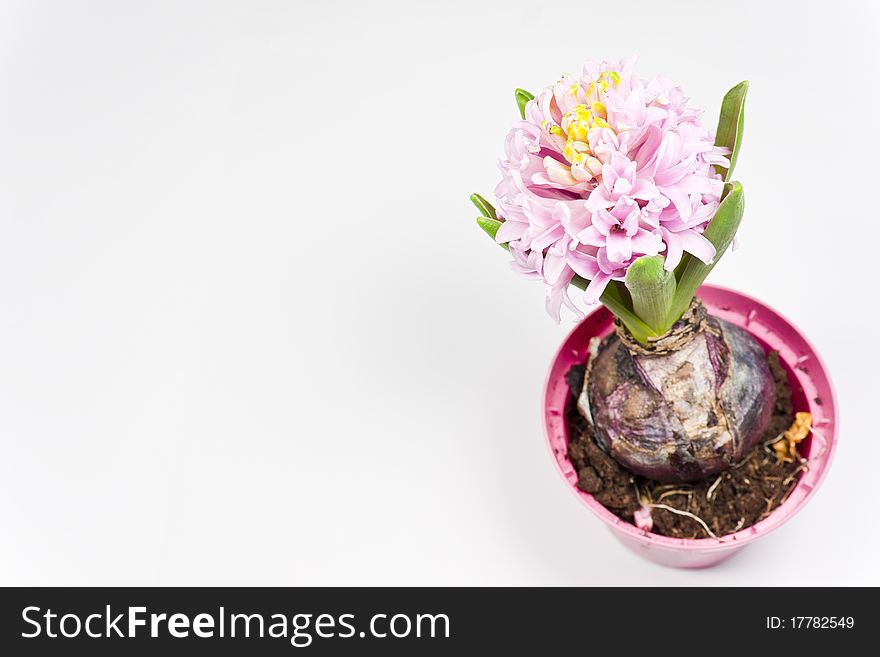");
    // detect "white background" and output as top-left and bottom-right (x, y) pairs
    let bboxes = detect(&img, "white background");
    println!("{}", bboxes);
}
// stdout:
(1, 0), (878, 585)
